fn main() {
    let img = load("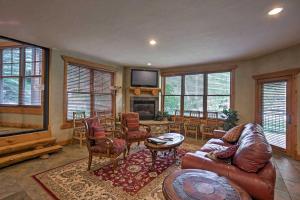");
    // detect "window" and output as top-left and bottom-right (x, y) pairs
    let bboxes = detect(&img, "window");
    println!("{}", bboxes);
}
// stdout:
(184, 74), (204, 116)
(207, 72), (230, 112)
(0, 46), (43, 106)
(65, 60), (114, 120)
(164, 76), (181, 115)
(163, 71), (232, 117)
